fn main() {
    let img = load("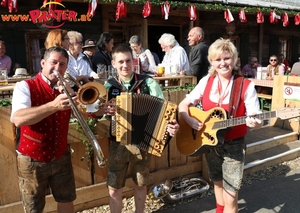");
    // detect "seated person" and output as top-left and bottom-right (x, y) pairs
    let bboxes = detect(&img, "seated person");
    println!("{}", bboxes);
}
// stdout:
(242, 56), (261, 78)
(266, 55), (285, 79)
(0, 40), (12, 75)
(129, 35), (156, 74)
